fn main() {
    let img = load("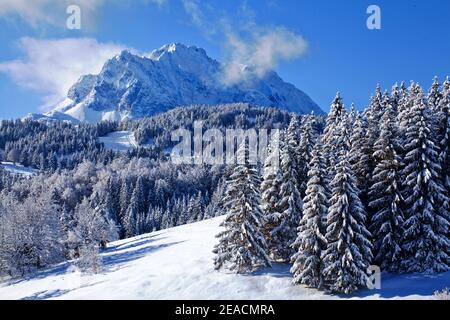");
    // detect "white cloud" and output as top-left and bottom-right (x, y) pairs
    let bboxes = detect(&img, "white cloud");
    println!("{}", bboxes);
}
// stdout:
(0, 0), (100, 27)
(0, 0), (166, 28)
(223, 27), (308, 85)
(180, 1), (308, 85)
(182, 0), (203, 29)
(0, 37), (129, 111)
